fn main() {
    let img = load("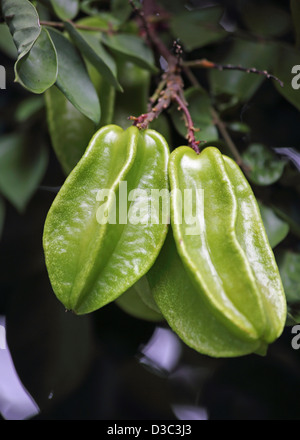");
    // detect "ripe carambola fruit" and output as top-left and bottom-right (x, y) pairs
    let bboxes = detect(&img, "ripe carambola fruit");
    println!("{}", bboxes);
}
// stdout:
(148, 146), (287, 357)
(43, 125), (169, 315)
